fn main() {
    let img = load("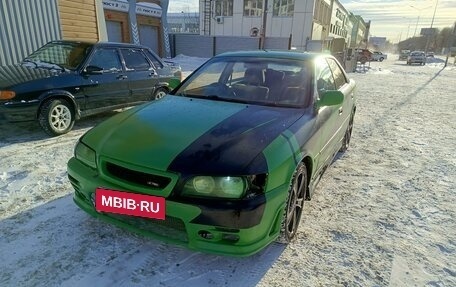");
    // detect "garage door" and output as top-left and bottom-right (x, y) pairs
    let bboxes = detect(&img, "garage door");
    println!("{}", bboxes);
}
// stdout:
(106, 20), (122, 43)
(139, 25), (159, 53)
